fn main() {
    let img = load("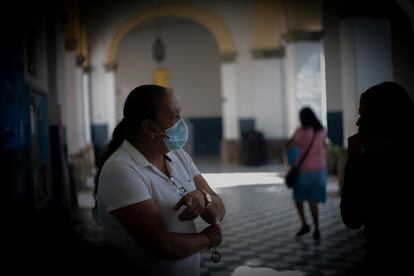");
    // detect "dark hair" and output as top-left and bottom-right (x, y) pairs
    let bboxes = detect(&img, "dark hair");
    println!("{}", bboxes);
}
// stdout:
(92, 85), (169, 222)
(299, 107), (323, 131)
(360, 81), (414, 135)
